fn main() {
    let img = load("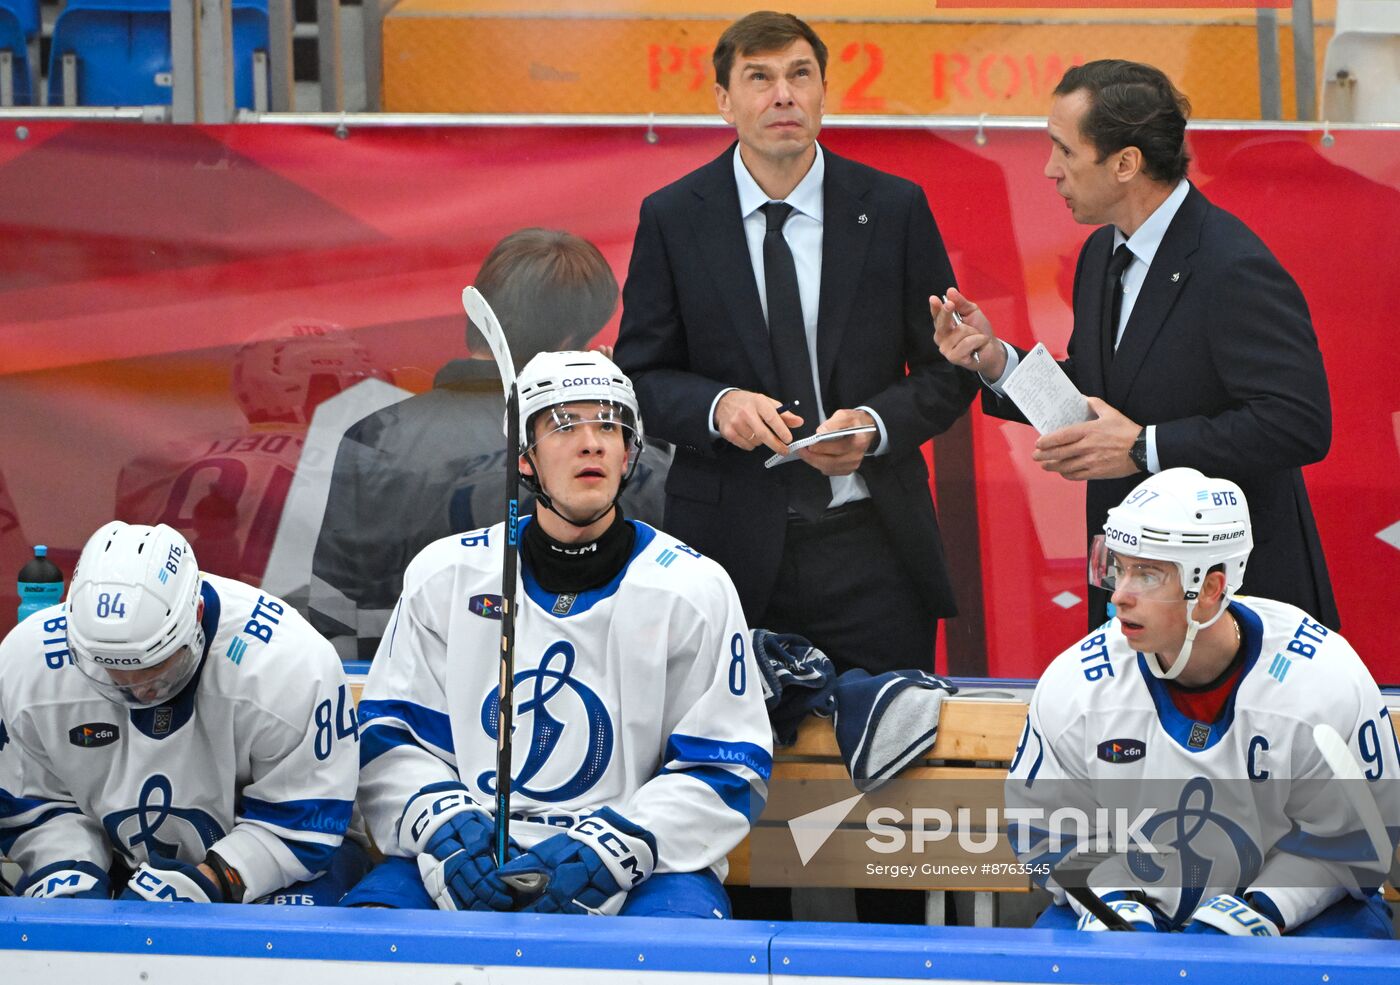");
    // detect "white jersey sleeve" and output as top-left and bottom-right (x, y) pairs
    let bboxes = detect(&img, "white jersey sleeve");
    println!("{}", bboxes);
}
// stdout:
(1243, 634), (1400, 930)
(199, 582), (359, 901)
(0, 610), (113, 881)
(355, 543), (466, 856)
(616, 562), (772, 876)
